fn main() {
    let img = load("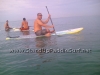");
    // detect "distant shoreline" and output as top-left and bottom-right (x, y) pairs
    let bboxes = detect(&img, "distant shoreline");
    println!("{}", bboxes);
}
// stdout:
(0, 15), (100, 23)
